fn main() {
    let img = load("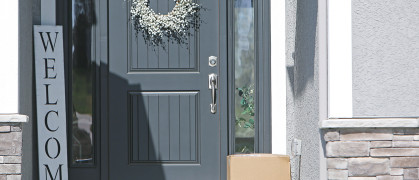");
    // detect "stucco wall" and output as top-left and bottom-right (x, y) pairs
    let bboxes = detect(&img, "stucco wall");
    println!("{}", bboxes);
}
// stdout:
(286, 0), (325, 179)
(352, 0), (419, 117)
